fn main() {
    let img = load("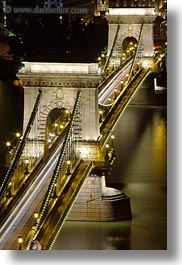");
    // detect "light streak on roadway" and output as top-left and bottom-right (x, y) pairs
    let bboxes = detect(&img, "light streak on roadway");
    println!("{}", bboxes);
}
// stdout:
(0, 136), (65, 250)
(98, 59), (133, 105)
